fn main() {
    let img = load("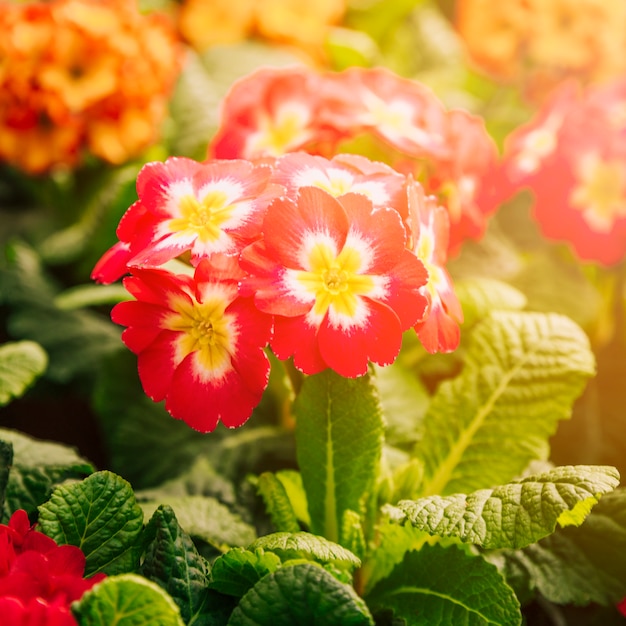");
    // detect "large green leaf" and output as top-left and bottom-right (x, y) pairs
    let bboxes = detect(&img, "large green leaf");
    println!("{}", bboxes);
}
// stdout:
(248, 532), (361, 570)
(386, 465), (619, 550)
(139, 495), (256, 552)
(227, 563), (374, 626)
(38, 470), (144, 576)
(73, 573), (184, 626)
(0, 428), (93, 519)
(209, 548), (281, 598)
(294, 370), (384, 544)
(366, 544), (521, 626)
(491, 488), (626, 606)
(0, 340), (47, 406)
(140, 505), (213, 626)
(416, 312), (595, 496)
